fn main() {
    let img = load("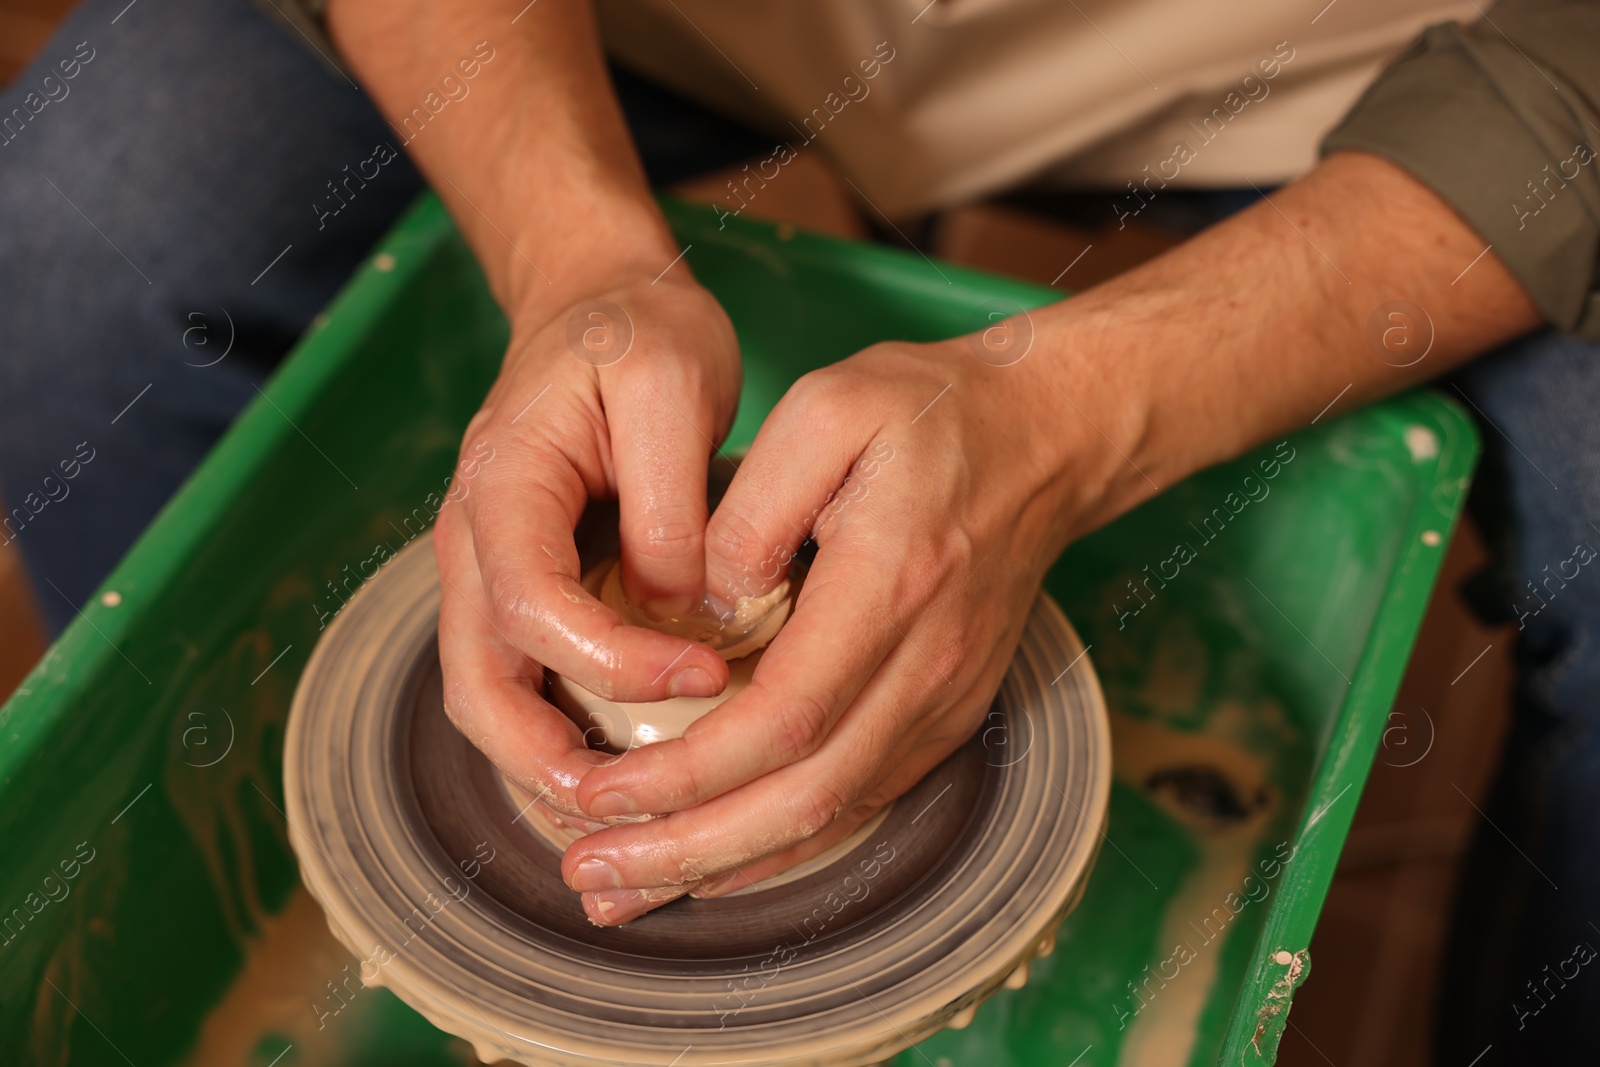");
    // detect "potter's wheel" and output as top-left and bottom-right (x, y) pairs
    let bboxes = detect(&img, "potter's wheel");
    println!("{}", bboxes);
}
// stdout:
(285, 529), (1109, 1066)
